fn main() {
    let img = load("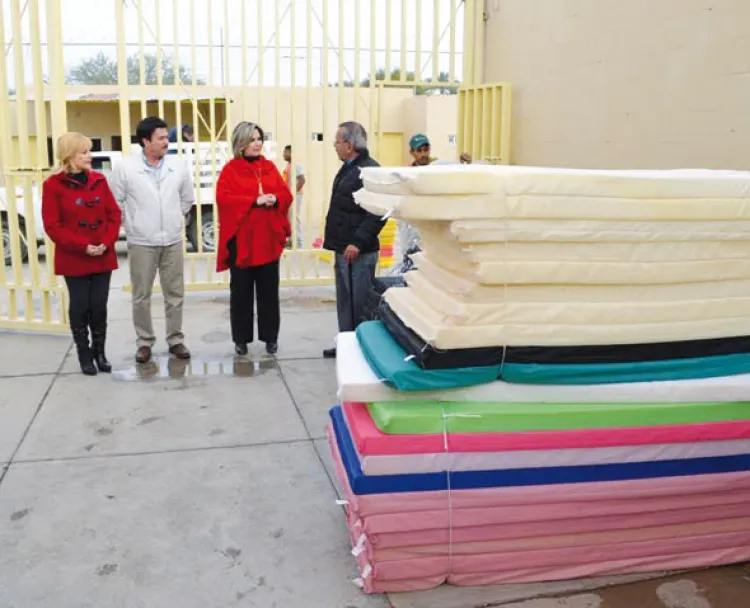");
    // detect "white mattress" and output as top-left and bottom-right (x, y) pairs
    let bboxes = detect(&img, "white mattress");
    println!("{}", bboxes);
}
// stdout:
(411, 252), (750, 303)
(357, 439), (750, 476)
(434, 219), (750, 243)
(359, 165), (750, 198)
(417, 235), (750, 264)
(384, 287), (750, 348)
(403, 270), (750, 327)
(335, 332), (750, 404)
(425, 246), (750, 285)
(355, 189), (750, 222)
